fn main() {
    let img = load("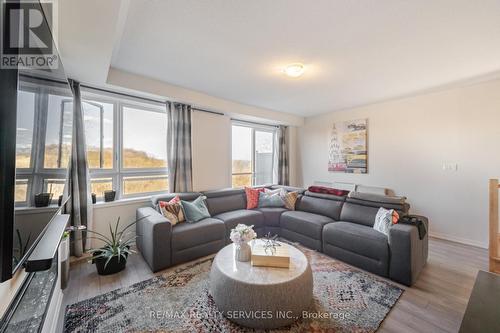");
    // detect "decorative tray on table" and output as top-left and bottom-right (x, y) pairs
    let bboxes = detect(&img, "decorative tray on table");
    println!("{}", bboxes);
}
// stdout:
(251, 236), (290, 268)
